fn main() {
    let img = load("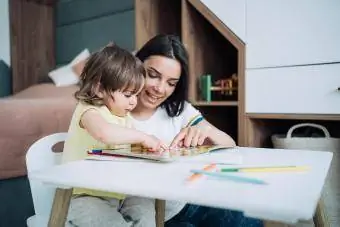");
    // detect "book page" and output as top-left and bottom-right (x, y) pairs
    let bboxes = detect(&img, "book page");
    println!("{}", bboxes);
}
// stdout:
(86, 145), (241, 164)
